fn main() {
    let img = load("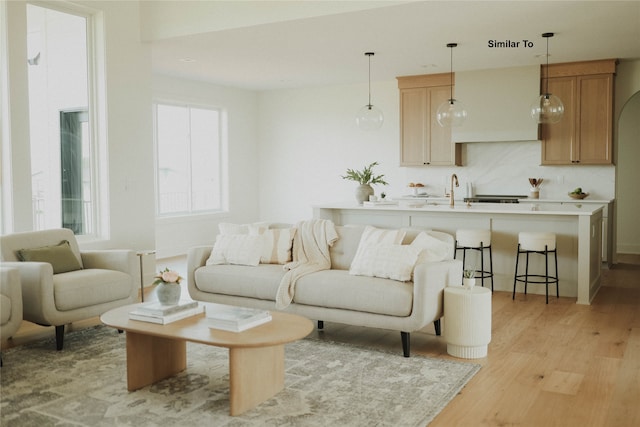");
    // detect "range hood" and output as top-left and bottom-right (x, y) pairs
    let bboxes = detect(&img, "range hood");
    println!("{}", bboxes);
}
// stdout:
(452, 66), (541, 143)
